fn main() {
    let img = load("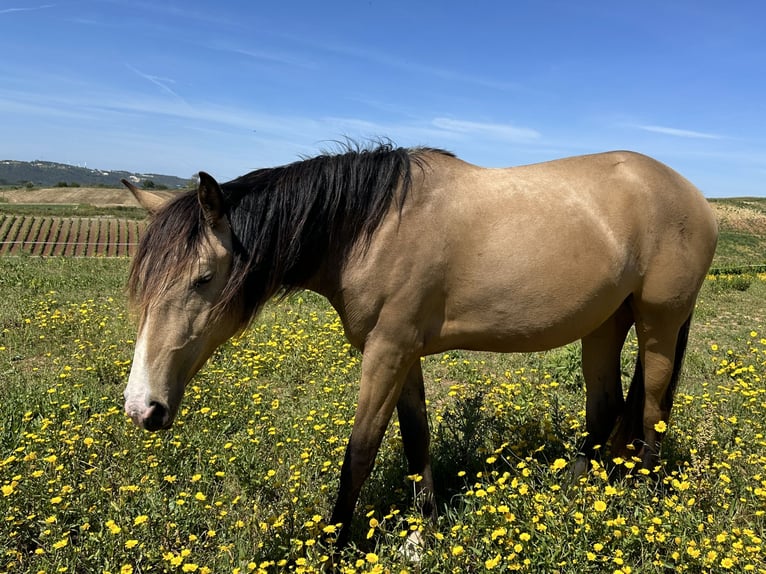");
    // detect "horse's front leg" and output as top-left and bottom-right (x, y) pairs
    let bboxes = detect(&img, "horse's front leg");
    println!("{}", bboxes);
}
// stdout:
(397, 360), (436, 520)
(330, 337), (417, 547)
